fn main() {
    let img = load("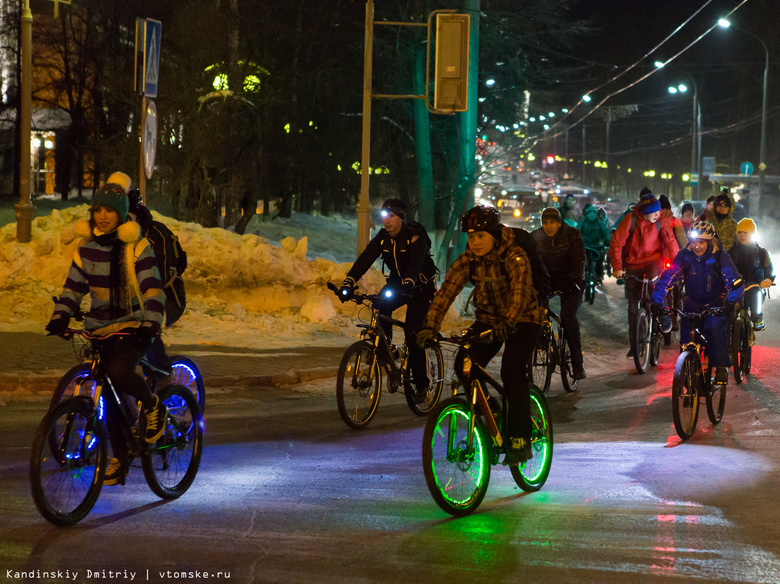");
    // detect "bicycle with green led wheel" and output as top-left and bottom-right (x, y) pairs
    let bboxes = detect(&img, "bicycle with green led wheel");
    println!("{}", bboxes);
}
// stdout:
(422, 329), (553, 517)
